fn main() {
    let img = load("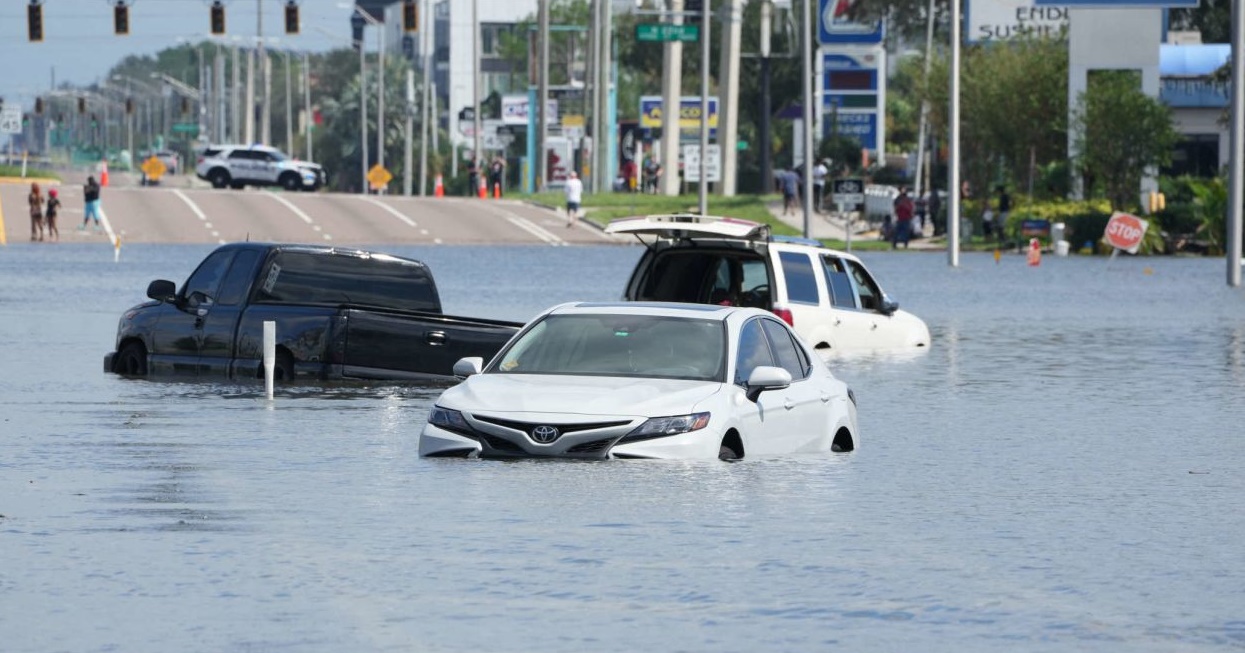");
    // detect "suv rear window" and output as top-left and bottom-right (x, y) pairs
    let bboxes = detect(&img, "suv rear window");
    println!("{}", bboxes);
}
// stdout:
(778, 251), (820, 305)
(638, 250), (770, 307)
